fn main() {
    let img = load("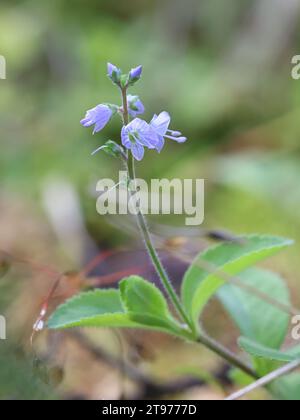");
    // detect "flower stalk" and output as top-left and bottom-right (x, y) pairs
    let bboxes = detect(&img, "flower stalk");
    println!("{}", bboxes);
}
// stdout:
(121, 86), (195, 333)
(82, 62), (259, 380)
(120, 84), (258, 379)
